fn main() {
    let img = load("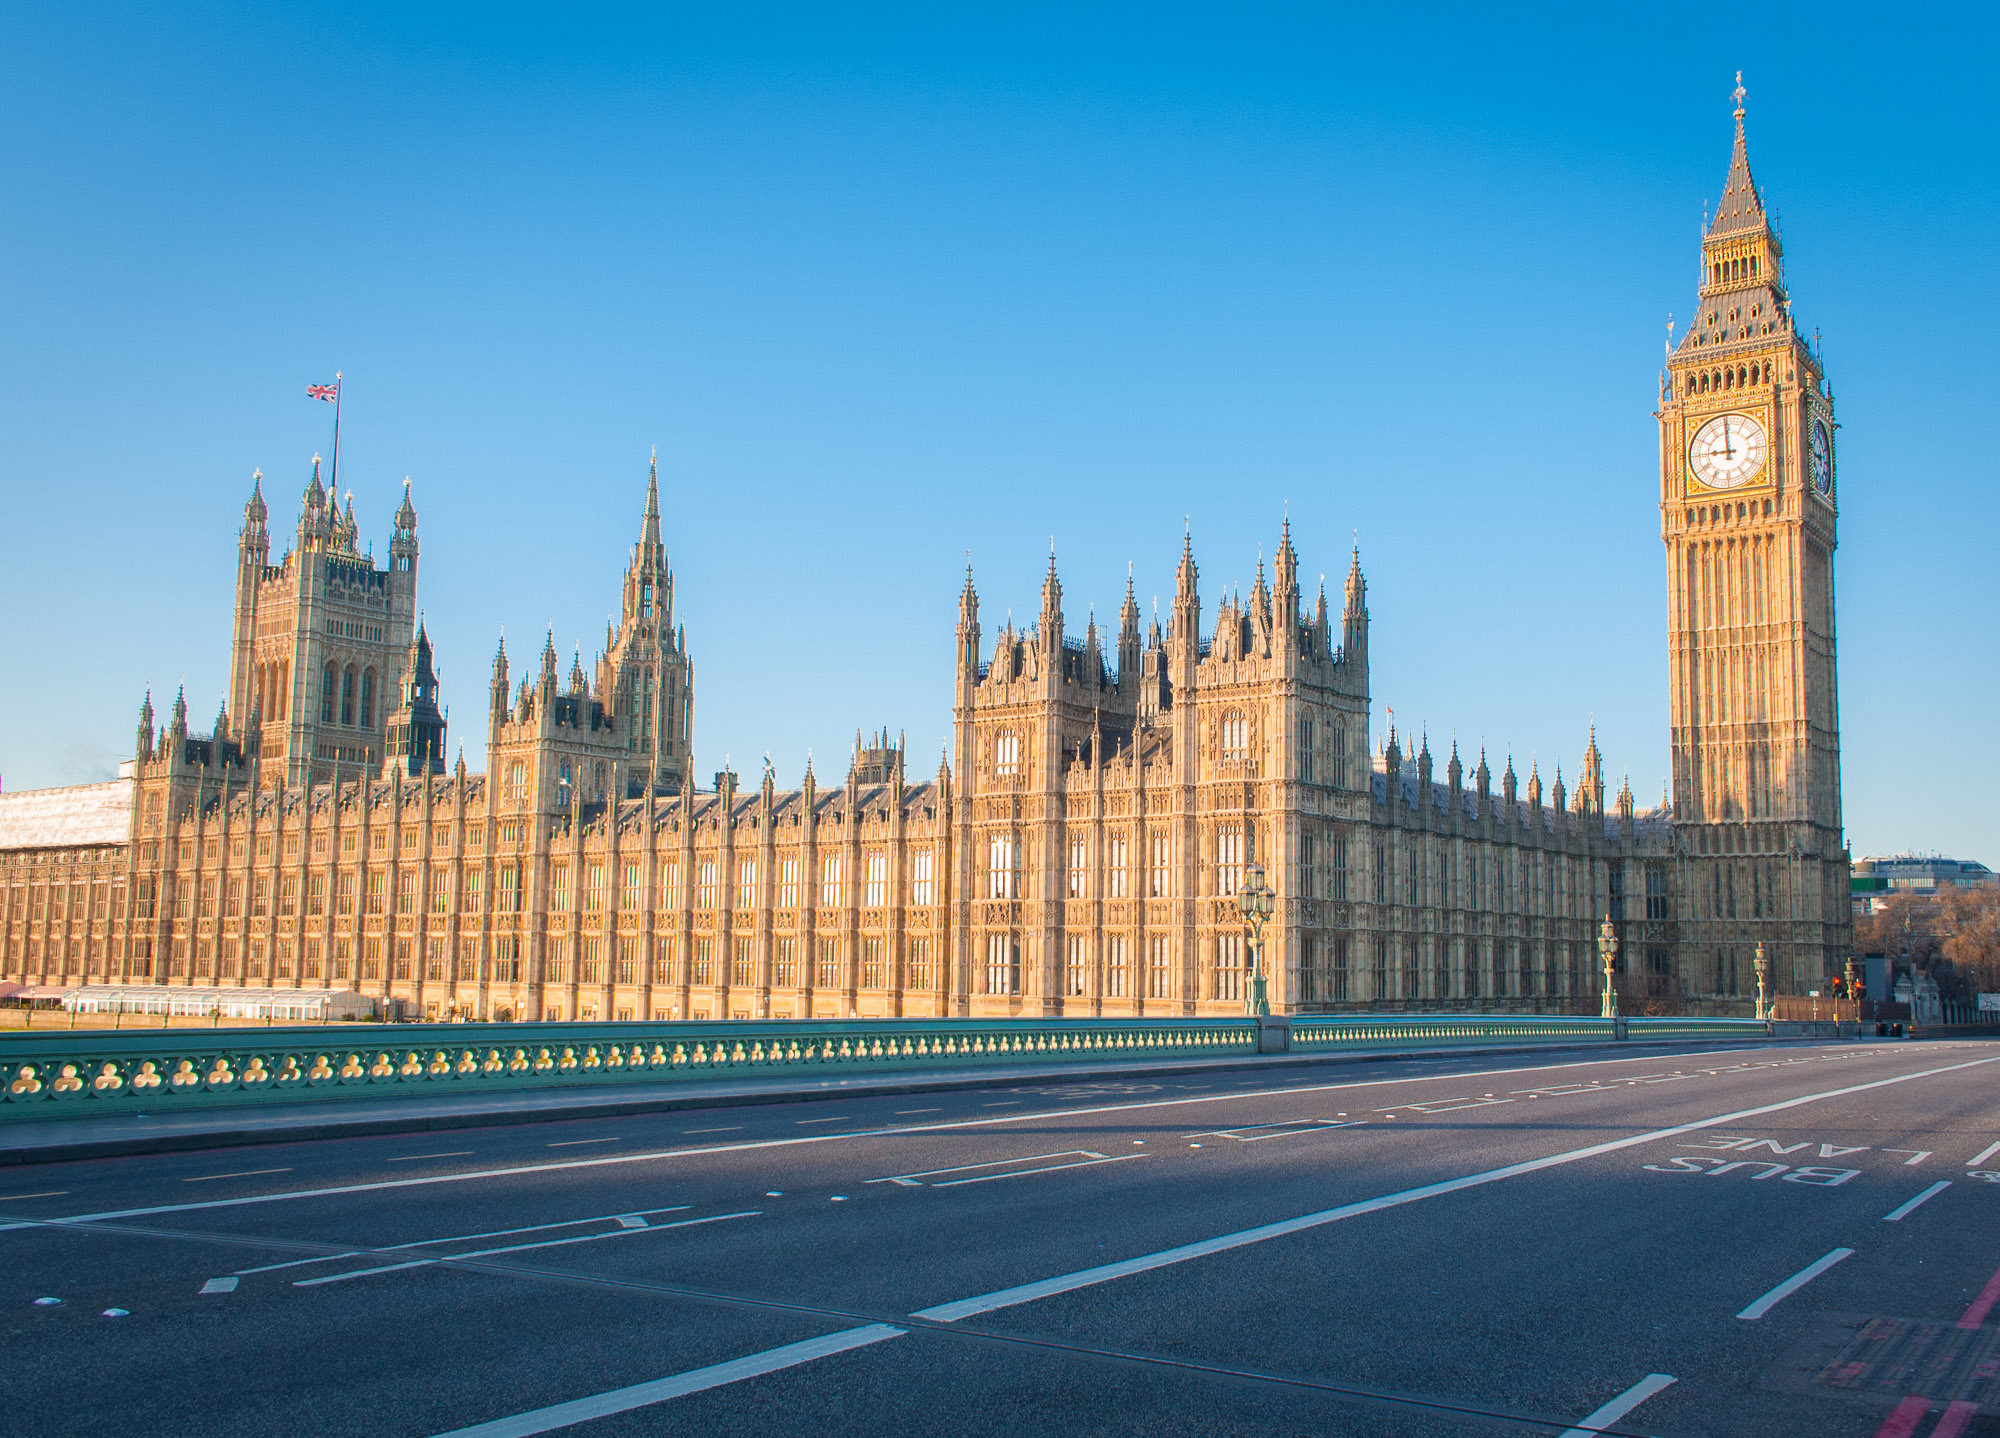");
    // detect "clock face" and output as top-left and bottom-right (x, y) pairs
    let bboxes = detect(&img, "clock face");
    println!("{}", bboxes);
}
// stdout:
(1810, 420), (1833, 498)
(1687, 412), (1769, 490)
